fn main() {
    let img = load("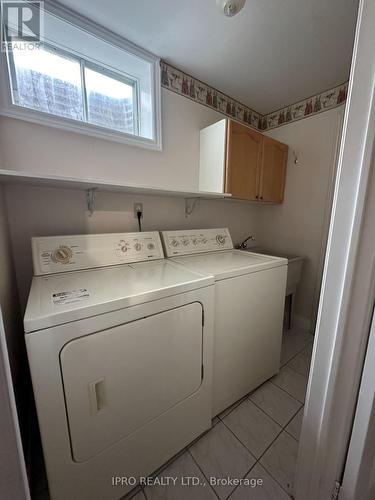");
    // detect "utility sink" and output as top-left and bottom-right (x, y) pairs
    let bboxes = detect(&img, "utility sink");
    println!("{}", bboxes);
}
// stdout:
(243, 247), (305, 297)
